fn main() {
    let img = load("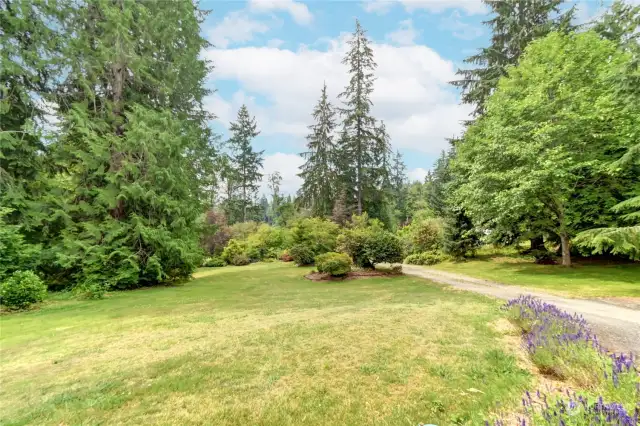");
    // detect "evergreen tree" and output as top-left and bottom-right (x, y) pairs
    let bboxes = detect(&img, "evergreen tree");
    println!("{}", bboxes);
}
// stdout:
(45, 0), (216, 289)
(390, 151), (408, 225)
(227, 105), (264, 222)
(267, 171), (282, 223)
(333, 126), (357, 215)
(0, 0), (64, 234)
(338, 19), (378, 215)
(298, 83), (337, 217)
(425, 151), (452, 218)
(450, 0), (574, 118)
